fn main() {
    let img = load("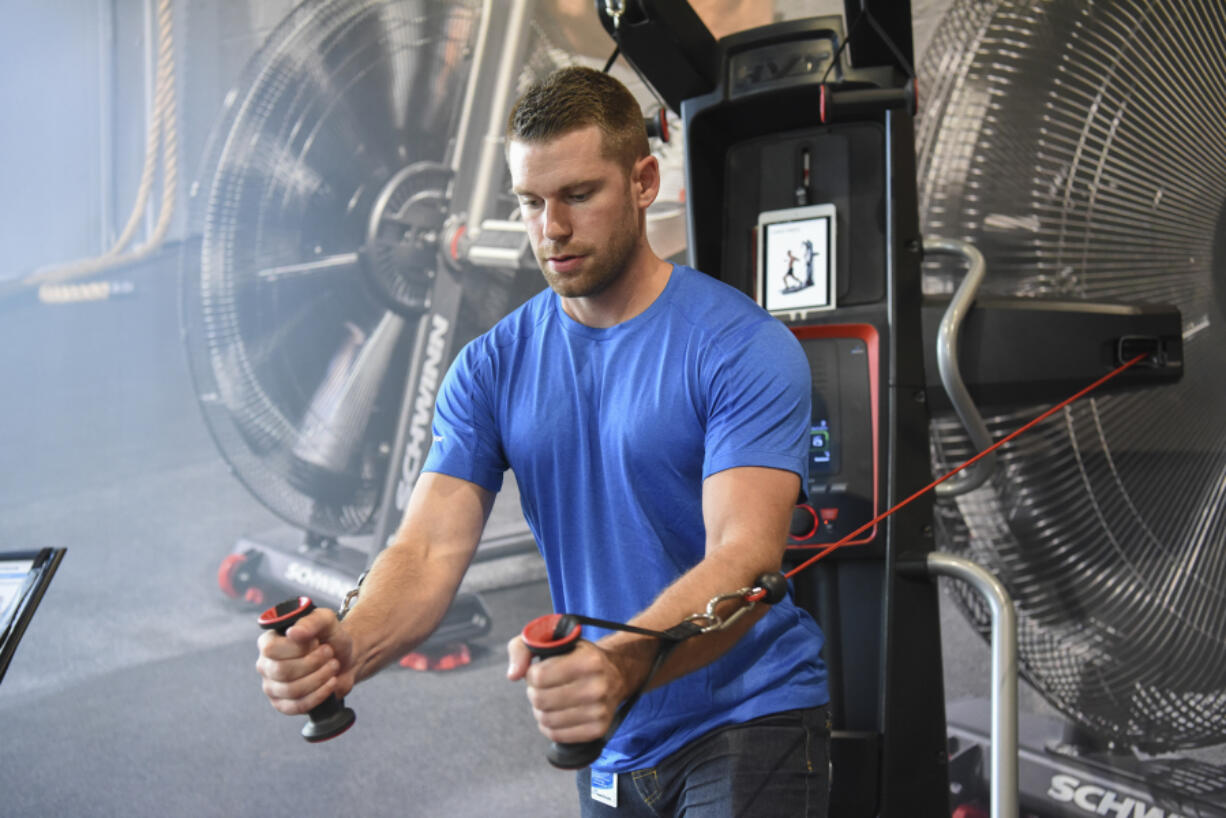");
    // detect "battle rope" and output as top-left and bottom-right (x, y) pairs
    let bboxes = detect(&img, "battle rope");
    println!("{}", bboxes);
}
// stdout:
(25, 0), (178, 289)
